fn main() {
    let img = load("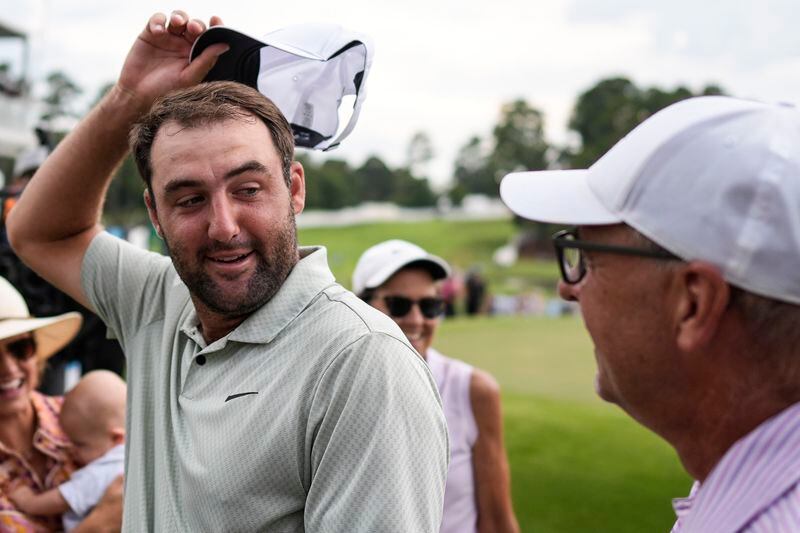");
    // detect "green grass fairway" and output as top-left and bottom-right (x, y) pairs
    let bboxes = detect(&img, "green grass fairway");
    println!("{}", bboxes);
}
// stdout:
(437, 316), (691, 532)
(299, 219), (559, 295)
